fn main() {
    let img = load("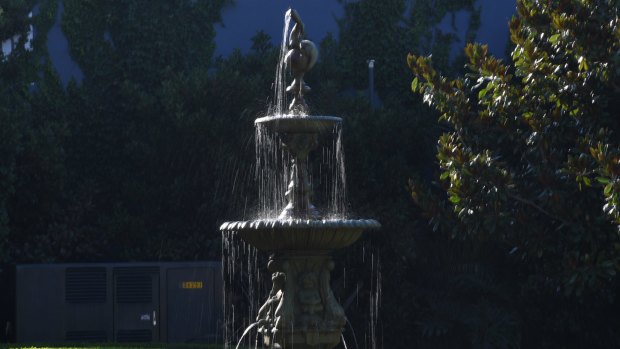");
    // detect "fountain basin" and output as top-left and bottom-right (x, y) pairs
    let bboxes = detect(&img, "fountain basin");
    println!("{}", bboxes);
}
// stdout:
(255, 115), (342, 133)
(220, 219), (380, 251)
